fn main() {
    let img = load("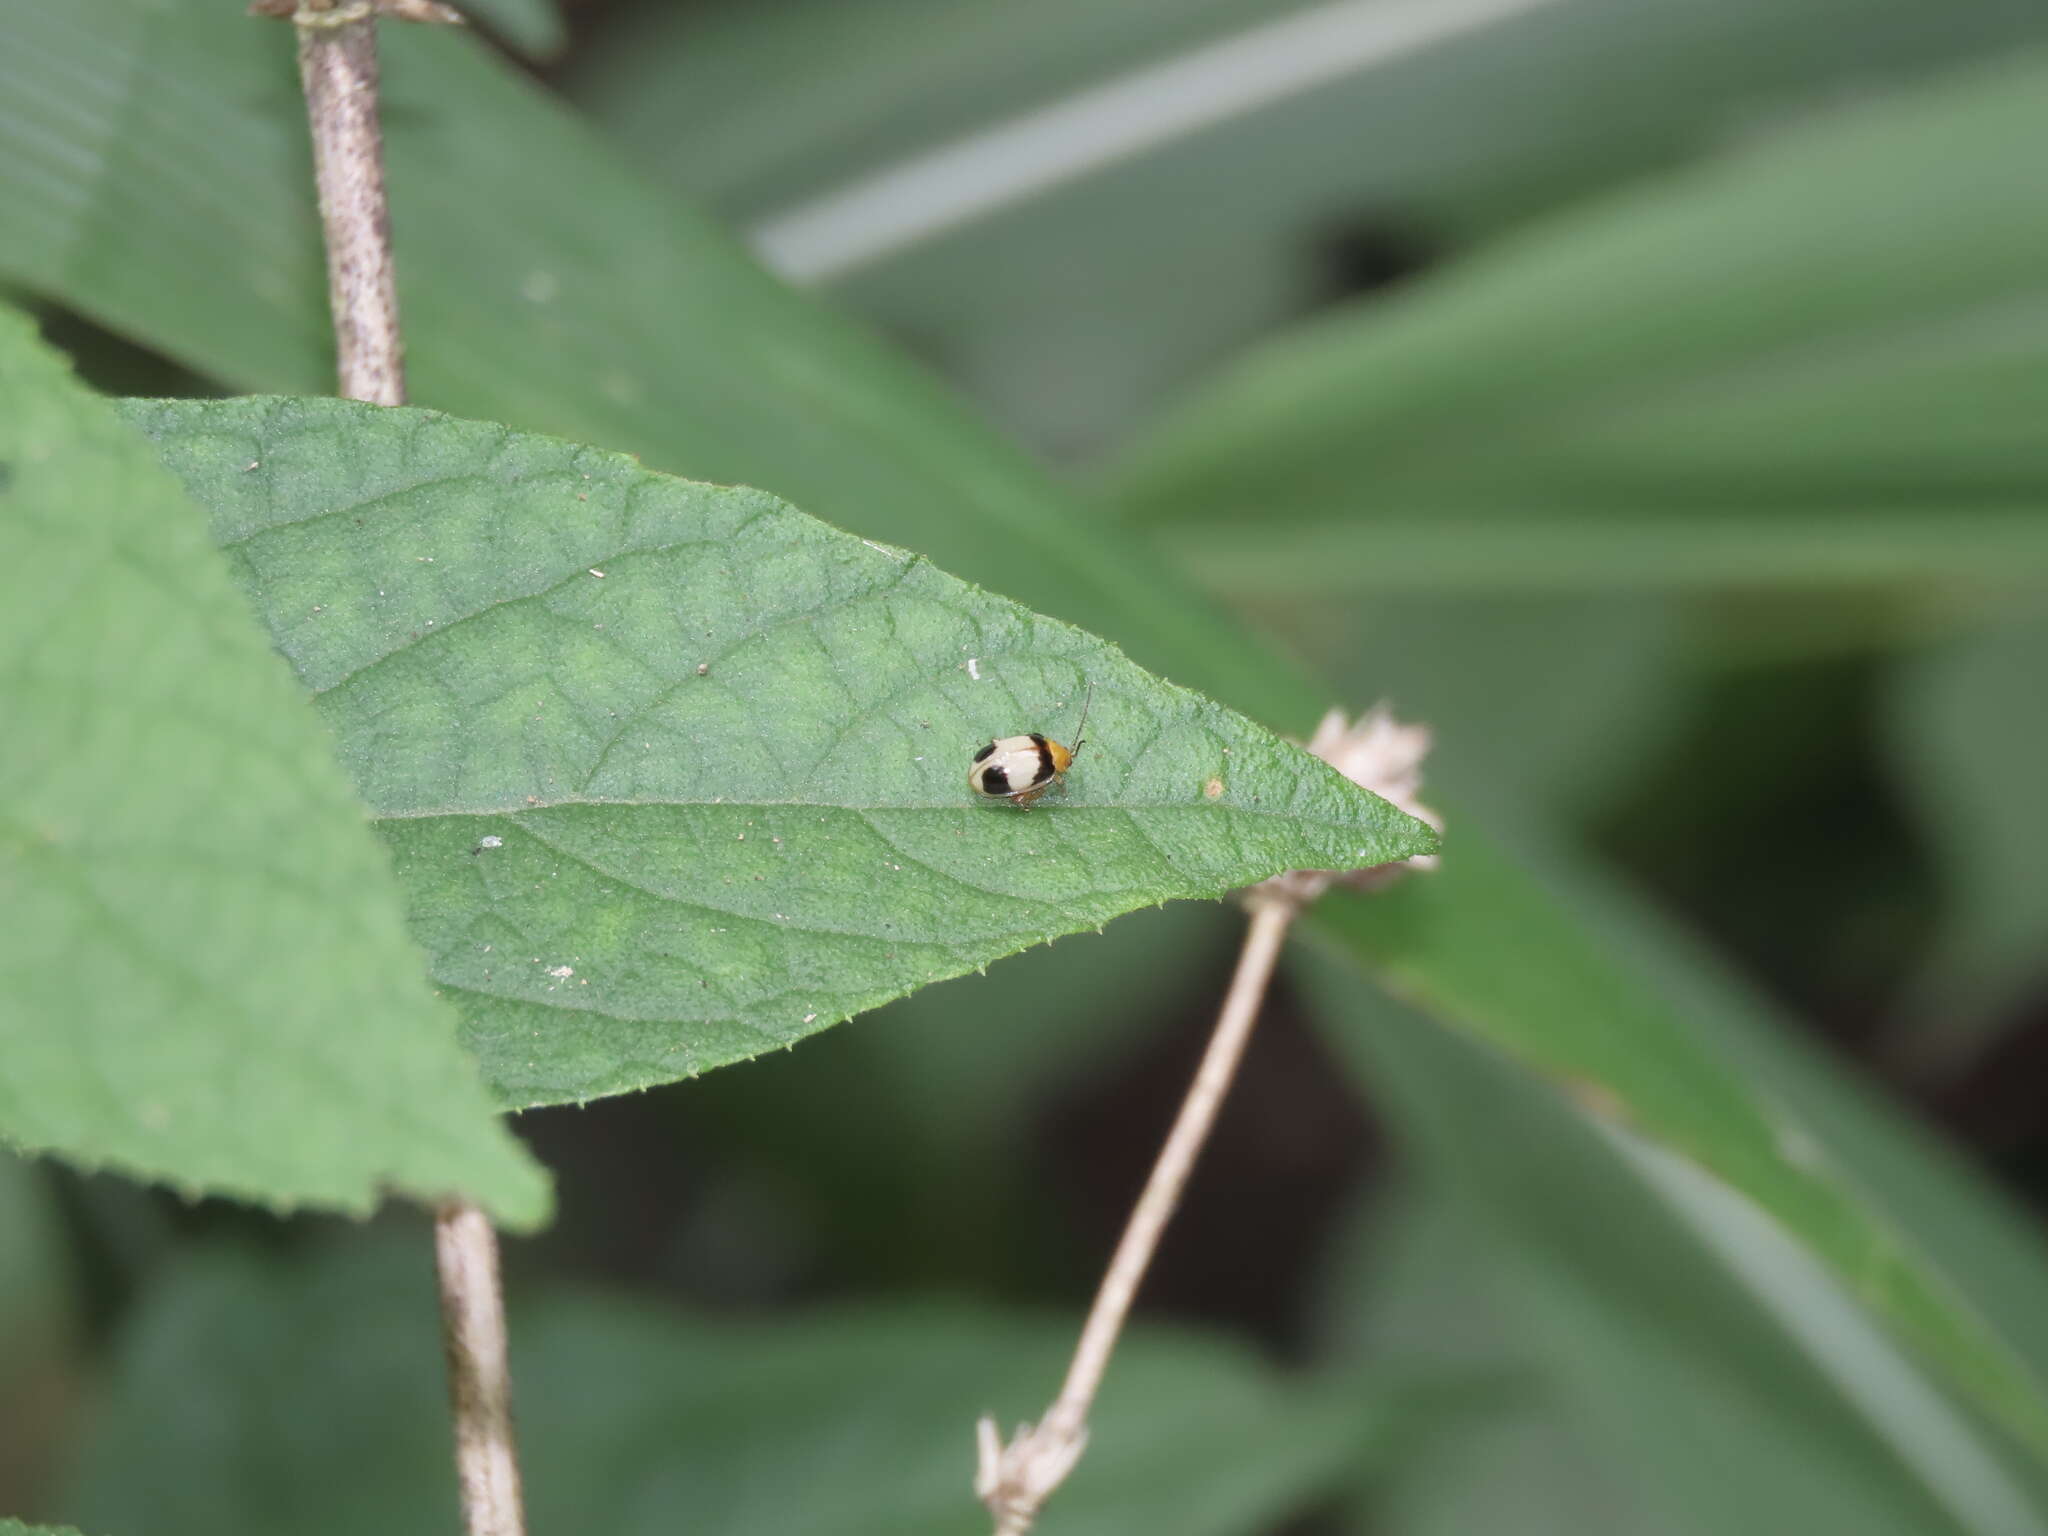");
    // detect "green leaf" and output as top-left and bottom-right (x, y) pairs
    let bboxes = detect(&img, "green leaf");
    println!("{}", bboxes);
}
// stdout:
(1111, 51), (2048, 593)
(0, 311), (547, 1227)
(1306, 981), (2048, 1535)
(130, 394), (1433, 1109)
(0, 0), (1303, 720)
(8, 0), (2048, 1462)
(65, 1242), (1373, 1536)
(1325, 1186), (1684, 1536)
(569, 0), (2048, 458)
(1311, 824), (2048, 1458)
(1883, 602), (2048, 1078)
(450, 0), (563, 59)
(0, 1522), (91, 1536)
(566, 0), (1282, 222)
